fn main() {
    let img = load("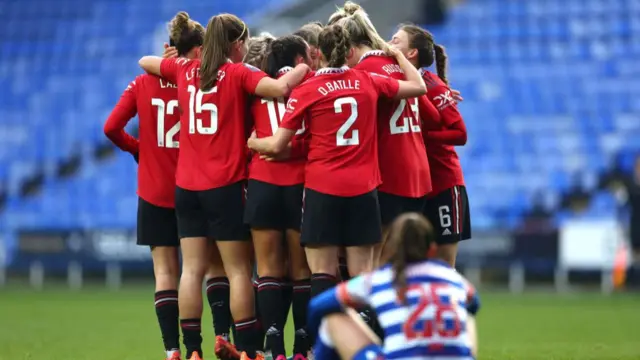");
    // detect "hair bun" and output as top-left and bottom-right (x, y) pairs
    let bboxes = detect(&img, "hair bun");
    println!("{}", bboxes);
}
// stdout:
(343, 1), (362, 15)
